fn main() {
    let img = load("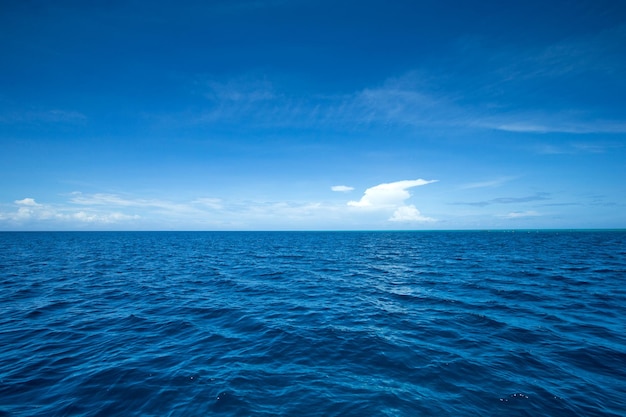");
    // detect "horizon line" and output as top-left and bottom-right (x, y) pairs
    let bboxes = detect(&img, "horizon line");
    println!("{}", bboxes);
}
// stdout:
(1, 228), (625, 233)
